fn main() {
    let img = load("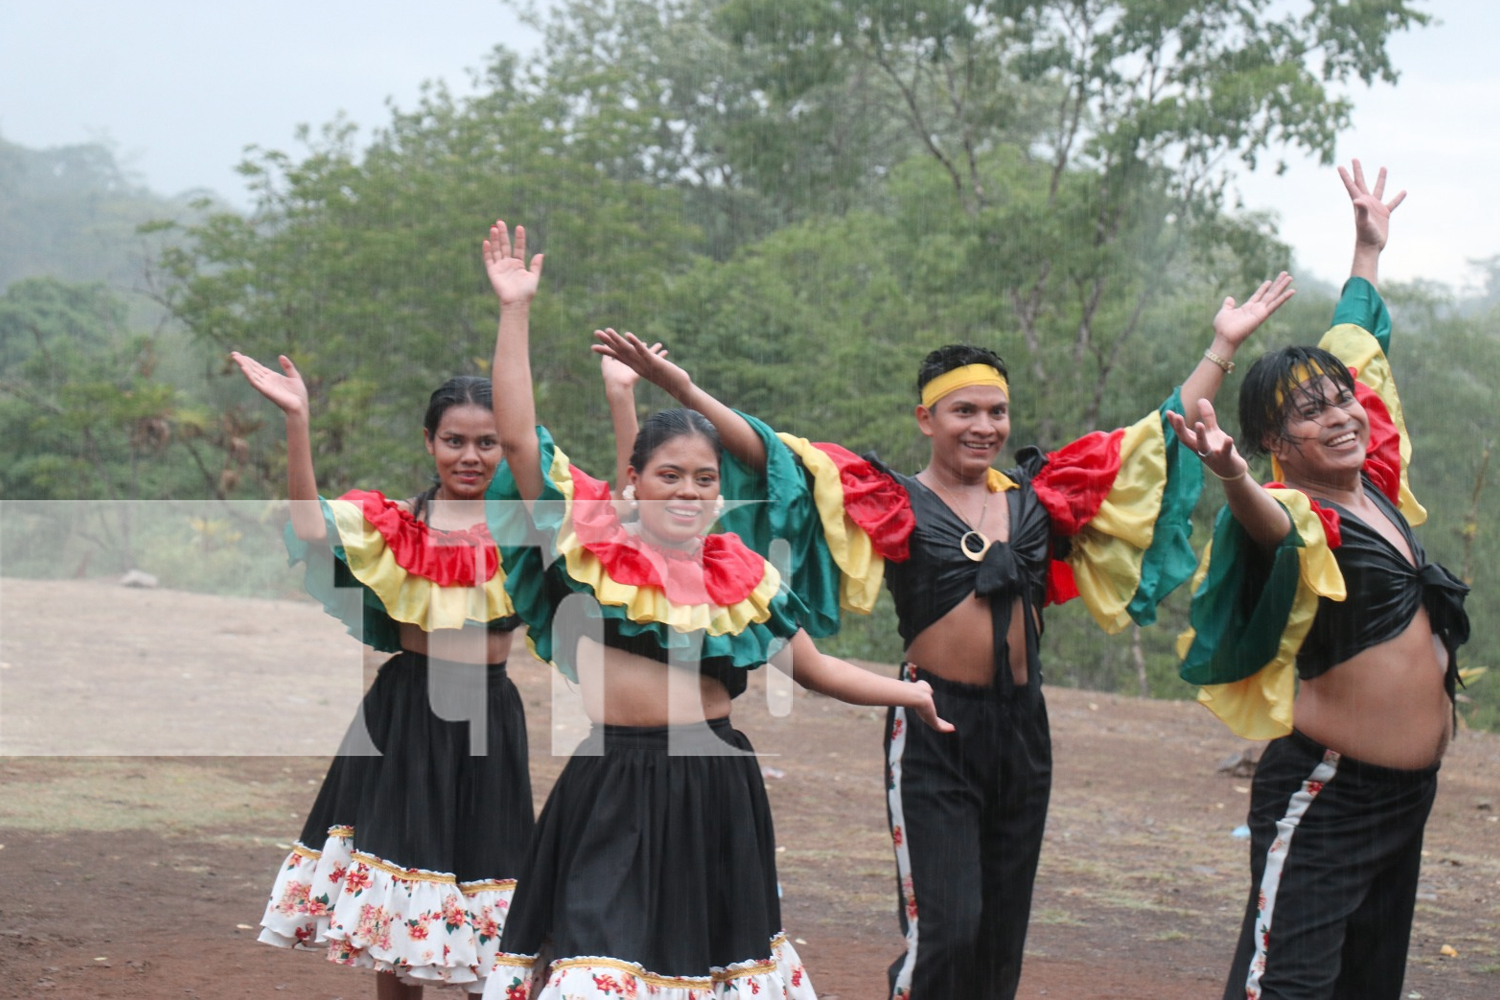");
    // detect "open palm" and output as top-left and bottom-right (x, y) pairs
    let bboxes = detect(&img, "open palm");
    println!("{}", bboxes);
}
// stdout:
(1212, 271), (1295, 347)
(482, 220), (543, 305)
(231, 352), (308, 417)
